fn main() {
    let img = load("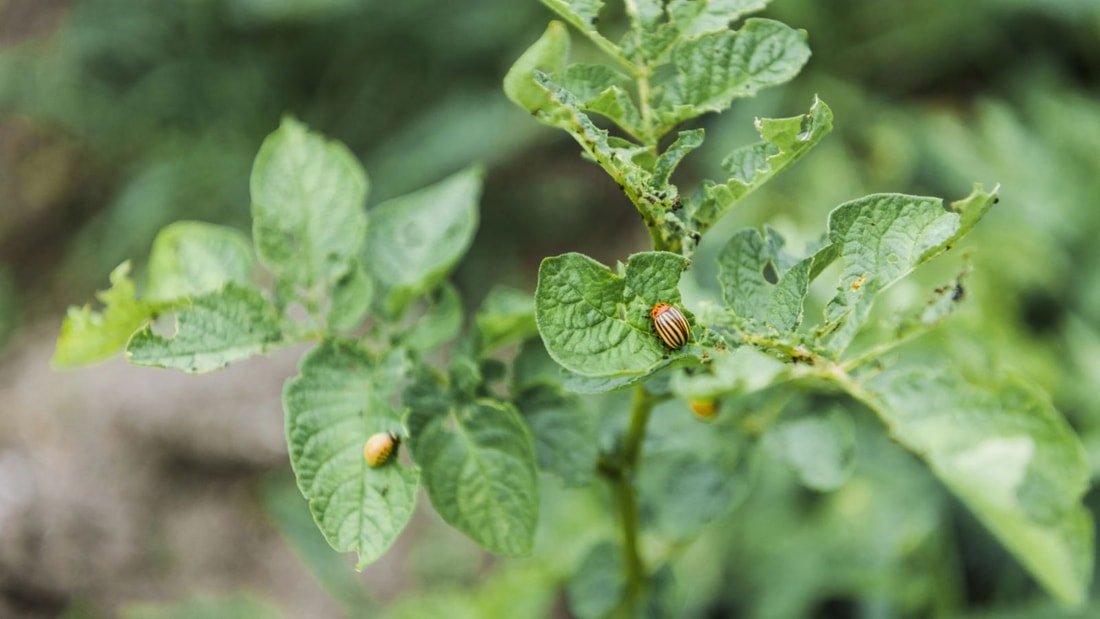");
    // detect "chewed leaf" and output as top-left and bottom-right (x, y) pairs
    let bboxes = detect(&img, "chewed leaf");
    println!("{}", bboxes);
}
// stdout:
(535, 251), (690, 378)
(53, 261), (154, 368)
(284, 341), (418, 570)
(717, 226), (815, 333)
(657, 19), (810, 133)
(126, 283), (282, 373)
(696, 97), (832, 228)
(819, 187), (997, 354)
